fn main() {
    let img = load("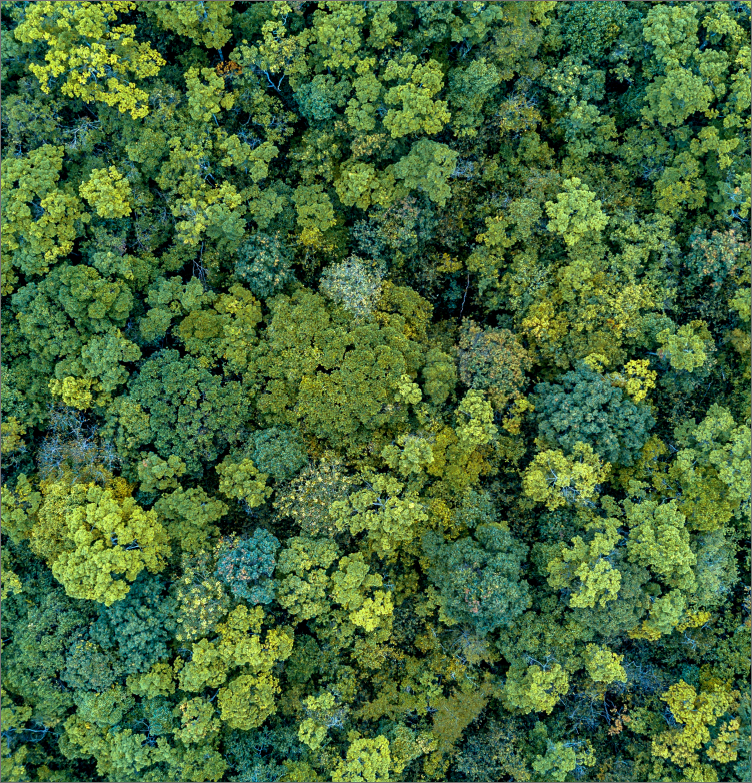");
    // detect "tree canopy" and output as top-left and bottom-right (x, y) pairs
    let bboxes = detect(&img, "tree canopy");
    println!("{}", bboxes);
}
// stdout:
(2, 2), (749, 782)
